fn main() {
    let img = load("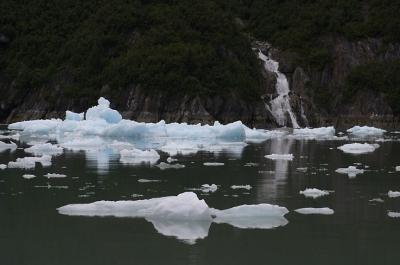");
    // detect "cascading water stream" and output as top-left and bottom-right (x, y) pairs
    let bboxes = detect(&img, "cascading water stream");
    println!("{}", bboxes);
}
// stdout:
(258, 50), (300, 128)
